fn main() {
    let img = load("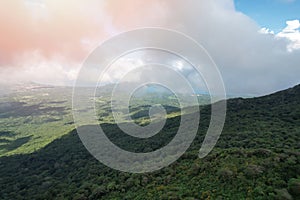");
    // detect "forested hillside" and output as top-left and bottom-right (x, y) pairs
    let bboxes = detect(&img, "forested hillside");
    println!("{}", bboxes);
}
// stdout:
(0, 85), (299, 200)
